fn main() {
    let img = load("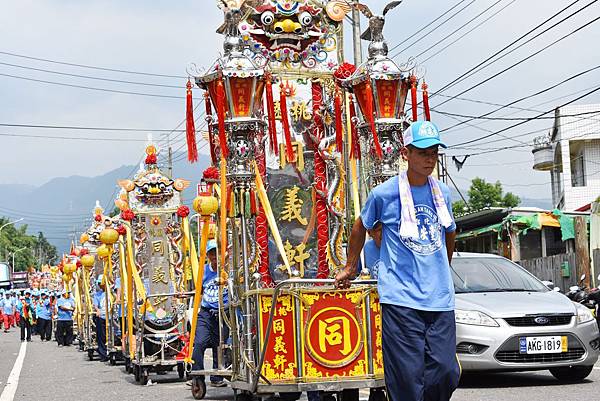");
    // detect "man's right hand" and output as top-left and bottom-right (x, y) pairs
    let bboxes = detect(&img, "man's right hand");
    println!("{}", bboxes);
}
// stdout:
(334, 268), (353, 289)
